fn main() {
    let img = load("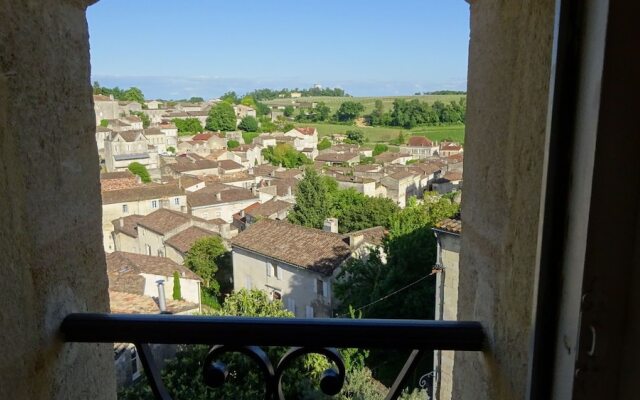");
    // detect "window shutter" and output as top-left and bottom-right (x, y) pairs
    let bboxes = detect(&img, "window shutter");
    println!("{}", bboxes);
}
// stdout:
(305, 305), (314, 318)
(323, 281), (329, 298)
(266, 261), (271, 277)
(276, 265), (281, 280)
(313, 279), (317, 294)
